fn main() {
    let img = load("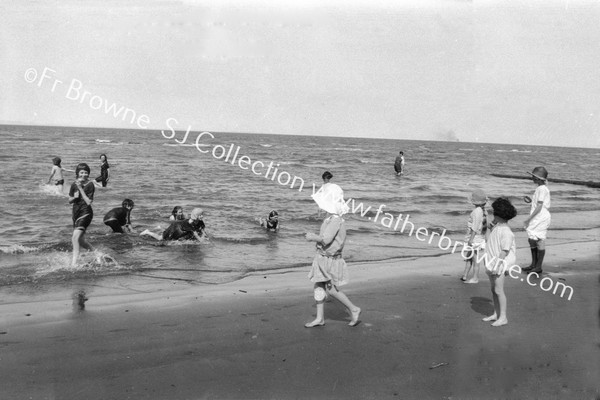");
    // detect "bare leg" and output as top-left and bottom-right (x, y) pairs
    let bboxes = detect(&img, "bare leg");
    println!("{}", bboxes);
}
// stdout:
(483, 274), (497, 321)
(80, 232), (93, 251)
(328, 286), (361, 326)
(491, 274), (508, 326)
(305, 283), (326, 328)
(71, 229), (83, 266)
(140, 230), (163, 240)
(305, 303), (325, 328)
(461, 260), (472, 281)
(465, 258), (479, 284)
